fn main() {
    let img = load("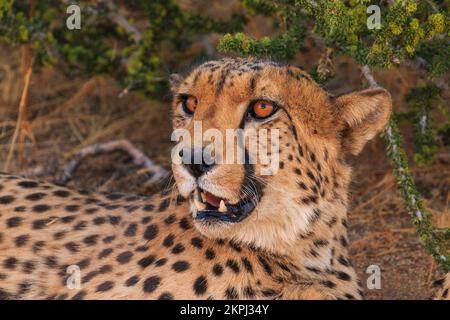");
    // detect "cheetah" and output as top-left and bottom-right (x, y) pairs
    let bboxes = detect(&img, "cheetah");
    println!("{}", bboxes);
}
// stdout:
(0, 58), (448, 300)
